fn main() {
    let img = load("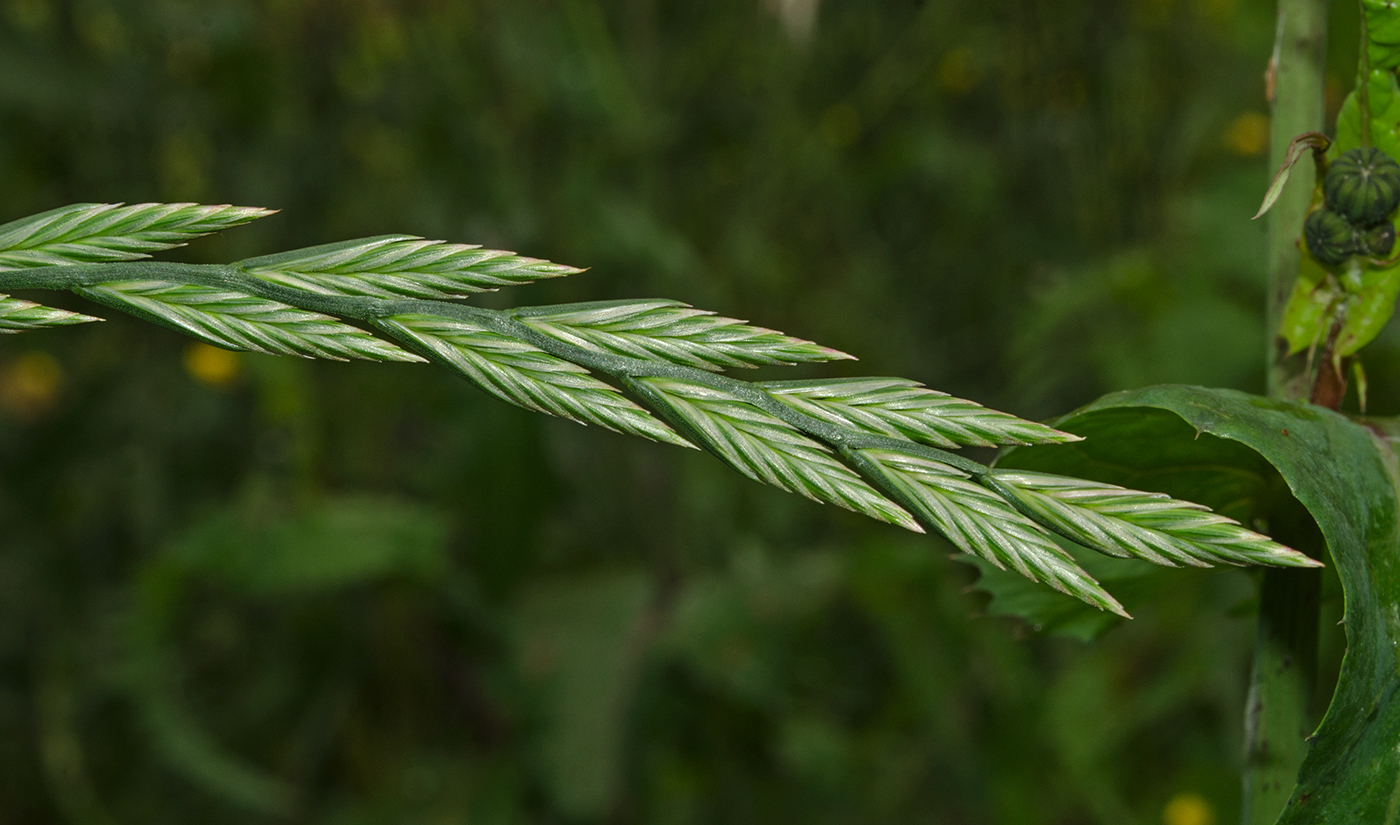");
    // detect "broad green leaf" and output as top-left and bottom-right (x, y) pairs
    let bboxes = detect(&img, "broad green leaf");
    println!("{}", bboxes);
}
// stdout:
(1365, 0), (1400, 71)
(851, 448), (1125, 616)
(1337, 259), (1400, 356)
(1278, 253), (1400, 364)
(985, 399), (1295, 640)
(998, 385), (1400, 820)
(1335, 64), (1400, 160)
(75, 280), (420, 362)
(376, 313), (690, 446)
(1278, 255), (1342, 356)
(630, 376), (919, 530)
(760, 377), (1080, 448)
(239, 235), (579, 299)
(0, 294), (100, 332)
(515, 299), (853, 371)
(0, 203), (272, 270)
